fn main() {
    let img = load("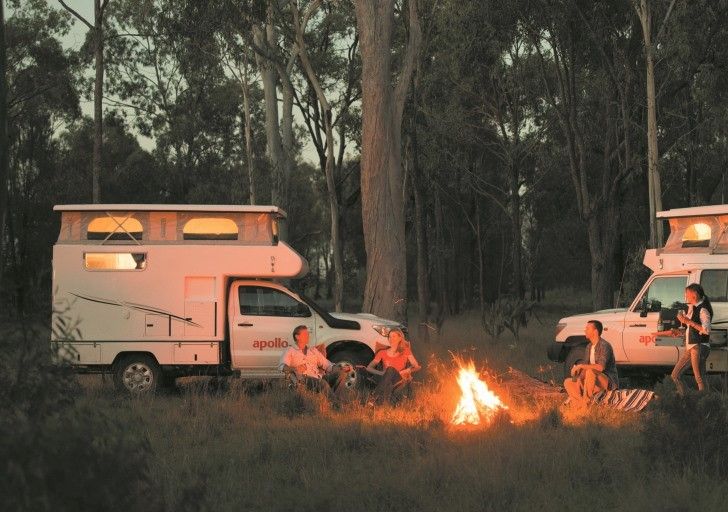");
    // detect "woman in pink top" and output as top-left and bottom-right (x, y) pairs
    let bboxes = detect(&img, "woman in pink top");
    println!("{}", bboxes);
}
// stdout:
(365, 329), (420, 404)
